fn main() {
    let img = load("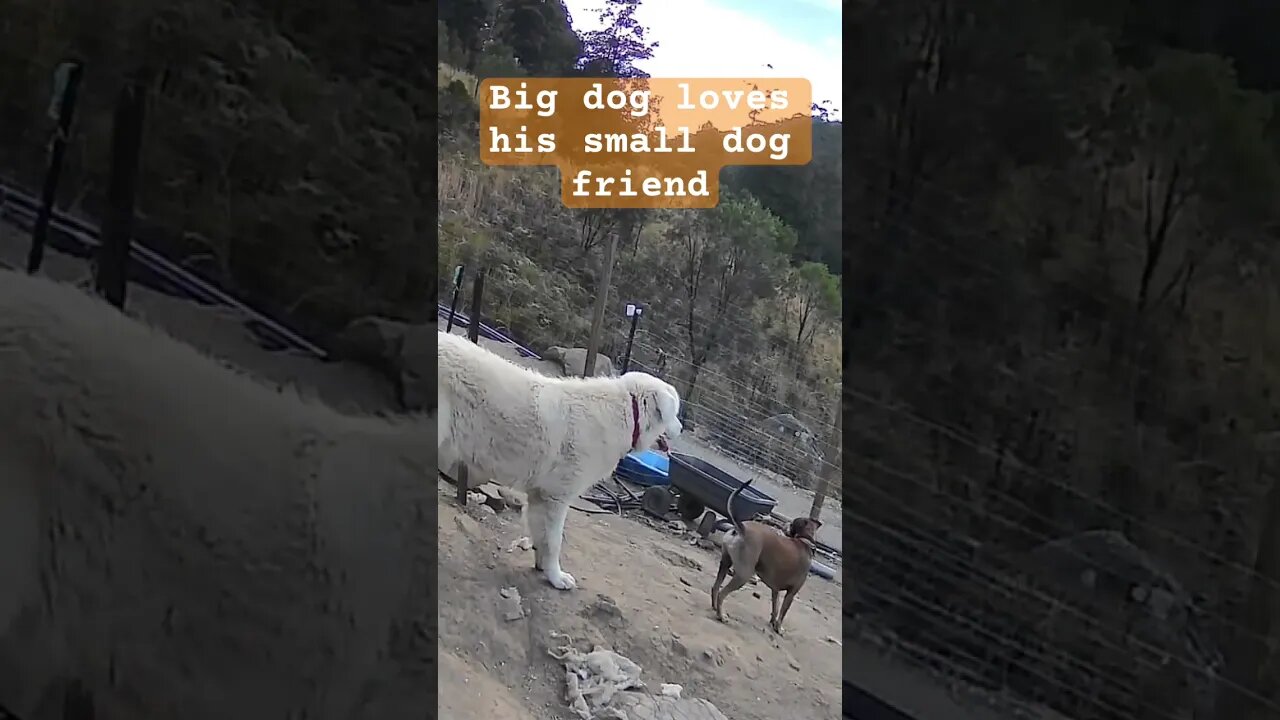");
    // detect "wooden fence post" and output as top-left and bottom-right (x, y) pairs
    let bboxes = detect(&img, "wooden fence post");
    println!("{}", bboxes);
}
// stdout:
(95, 71), (147, 309)
(27, 60), (83, 274)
